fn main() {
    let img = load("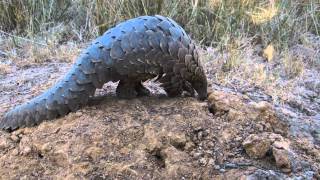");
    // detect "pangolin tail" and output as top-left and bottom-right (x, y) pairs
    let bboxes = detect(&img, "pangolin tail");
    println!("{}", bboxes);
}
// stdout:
(0, 44), (112, 131)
